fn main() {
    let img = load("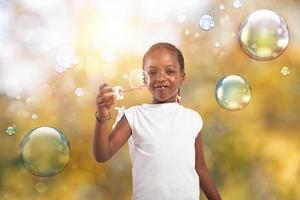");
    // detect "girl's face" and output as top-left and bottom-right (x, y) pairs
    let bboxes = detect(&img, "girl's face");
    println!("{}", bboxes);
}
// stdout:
(143, 48), (185, 104)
